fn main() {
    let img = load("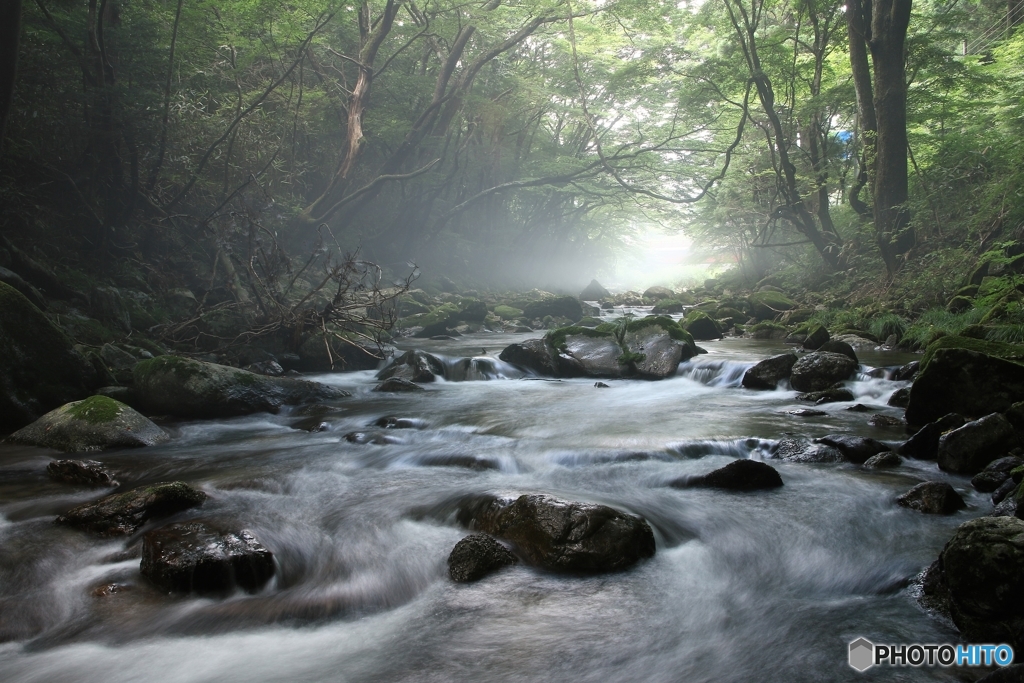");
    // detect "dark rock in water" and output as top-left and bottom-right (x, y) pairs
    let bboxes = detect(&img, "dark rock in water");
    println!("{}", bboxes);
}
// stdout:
(771, 438), (844, 463)
(802, 324), (830, 351)
(374, 416), (424, 429)
(0, 281), (98, 431)
(244, 360), (284, 376)
(463, 494), (656, 573)
(132, 356), (349, 418)
(448, 534), (517, 582)
(893, 361), (920, 381)
(46, 459), (118, 487)
(429, 335), (457, 341)
(814, 435), (890, 463)
(905, 346), (1024, 426)
(846, 404), (874, 412)
(899, 413), (967, 460)
(622, 323), (686, 379)
(863, 452), (902, 468)
(419, 454), (500, 470)
(594, 382), (610, 388)
(499, 339), (558, 377)
(580, 280), (611, 301)
(789, 352), (858, 392)
(888, 387), (911, 408)
(975, 664), (1024, 683)
(377, 350), (445, 383)
(797, 385), (856, 404)
(344, 431), (400, 445)
(7, 395), (168, 452)
(742, 353), (798, 390)
(141, 521), (274, 594)
(972, 456), (1024, 492)
(56, 481), (207, 536)
(642, 286), (674, 301)
(993, 477), (1019, 505)
(817, 340), (858, 363)
(291, 403), (338, 417)
(558, 334), (626, 378)
(374, 378), (425, 393)
(673, 459), (783, 491)
(682, 311), (722, 341)
(938, 413), (1018, 474)
(523, 296), (583, 323)
(291, 417), (330, 432)
(929, 516), (1024, 649)
(785, 408), (826, 417)
(868, 414), (904, 428)
(896, 481), (966, 514)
